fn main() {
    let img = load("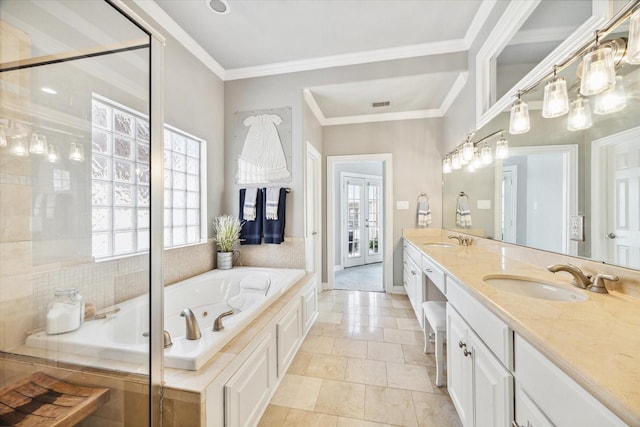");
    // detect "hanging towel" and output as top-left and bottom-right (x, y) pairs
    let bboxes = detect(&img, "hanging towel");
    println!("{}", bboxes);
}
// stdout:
(263, 187), (287, 244)
(417, 194), (431, 228)
(456, 194), (472, 227)
(239, 188), (263, 245)
(265, 187), (281, 220)
(237, 114), (291, 184)
(243, 187), (258, 221)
